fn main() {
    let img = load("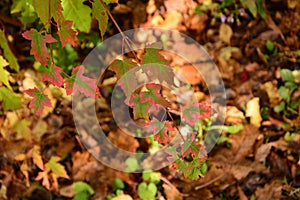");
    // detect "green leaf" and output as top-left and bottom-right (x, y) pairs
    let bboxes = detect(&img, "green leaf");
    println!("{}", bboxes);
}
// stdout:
(278, 86), (289, 101)
(284, 132), (296, 141)
(45, 156), (69, 179)
(240, 0), (257, 18)
(92, 0), (108, 39)
(125, 157), (140, 172)
(62, 0), (92, 33)
(256, 0), (267, 20)
(0, 56), (11, 88)
(274, 101), (285, 113)
(280, 69), (294, 82)
(73, 191), (90, 200)
(142, 170), (160, 184)
(290, 101), (299, 109)
(138, 182), (157, 200)
(113, 178), (125, 191)
(266, 40), (274, 52)
(73, 181), (94, 195)
(222, 124), (244, 134)
(0, 29), (20, 71)
(103, 0), (118, 4)
(11, 0), (38, 25)
(0, 87), (22, 111)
